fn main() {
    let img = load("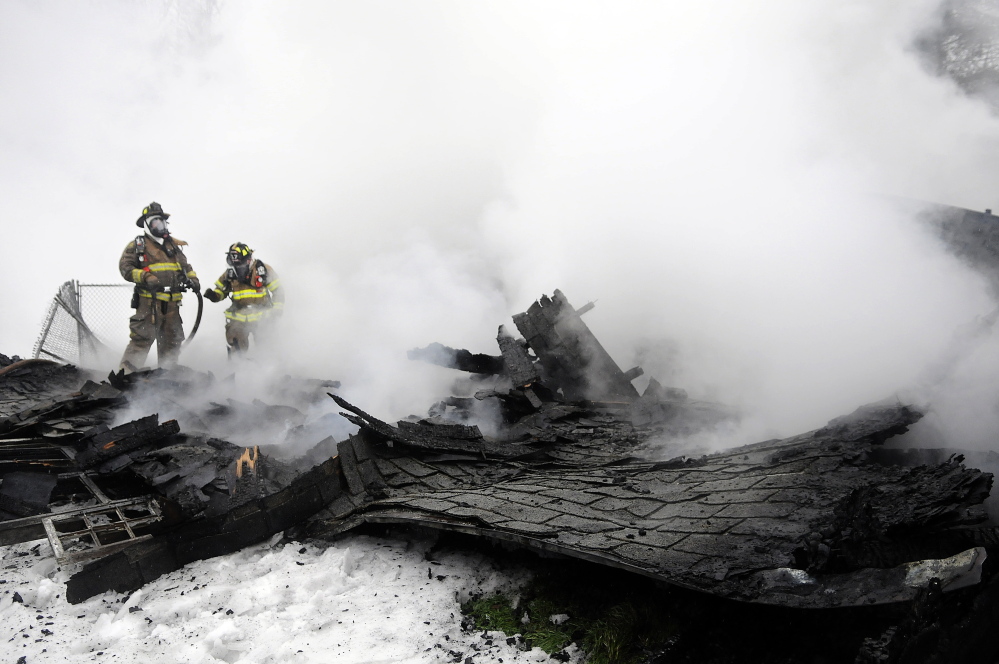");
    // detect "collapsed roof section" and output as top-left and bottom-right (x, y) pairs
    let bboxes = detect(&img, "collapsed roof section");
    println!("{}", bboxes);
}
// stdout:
(308, 396), (992, 608)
